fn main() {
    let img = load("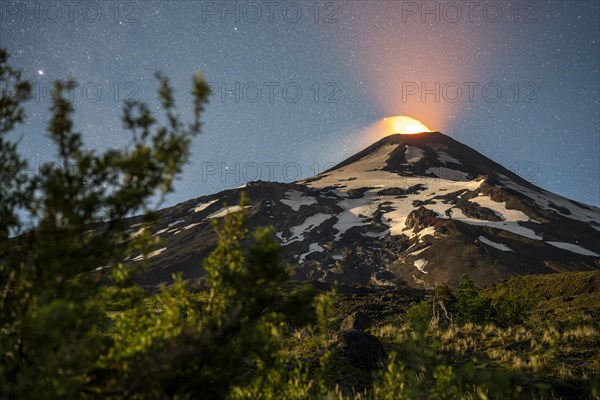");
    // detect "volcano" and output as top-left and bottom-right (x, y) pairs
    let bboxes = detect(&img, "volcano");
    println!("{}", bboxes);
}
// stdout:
(124, 132), (600, 289)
